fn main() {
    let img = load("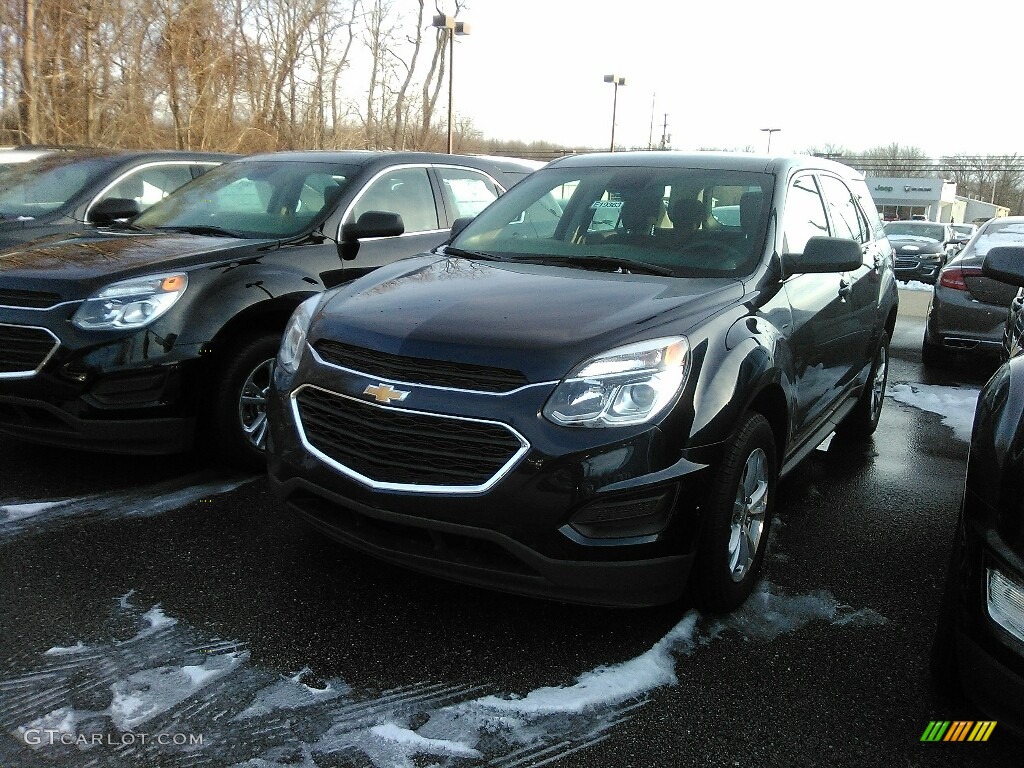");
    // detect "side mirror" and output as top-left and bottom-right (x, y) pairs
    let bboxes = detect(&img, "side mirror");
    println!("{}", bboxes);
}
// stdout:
(89, 197), (141, 225)
(982, 246), (1024, 287)
(785, 236), (863, 275)
(337, 210), (404, 261)
(450, 216), (474, 240)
